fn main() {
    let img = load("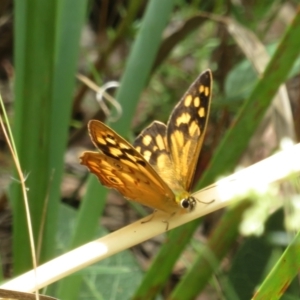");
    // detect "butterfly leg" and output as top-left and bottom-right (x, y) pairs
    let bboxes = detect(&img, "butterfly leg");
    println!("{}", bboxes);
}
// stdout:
(162, 212), (176, 231)
(196, 198), (215, 205)
(141, 211), (175, 231)
(162, 219), (169, 231)
(141, 210), (157, 224)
